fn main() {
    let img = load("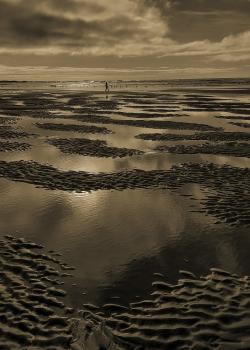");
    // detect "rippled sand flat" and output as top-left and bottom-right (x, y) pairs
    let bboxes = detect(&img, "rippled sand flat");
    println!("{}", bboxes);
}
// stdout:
(0, 80), (250, 348)
(2, 235), (250, 349)
(0, 235), (74, 349)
